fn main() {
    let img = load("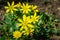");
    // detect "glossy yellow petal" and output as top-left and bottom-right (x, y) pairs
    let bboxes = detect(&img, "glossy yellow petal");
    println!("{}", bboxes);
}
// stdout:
(22, 31), (25, 33)
(24, 30), (29, 35)
(35, 10), (38, 12)
(26, 16), (32, 23)
(20, 27), (23, 31)
(27, 16), (30, 21)
(11, 10), (13, 13)
(21, 5), (23, 8)
(36, 19), (39, 21)
(6, 9), (10, 13)
(24, 32), (29, 35)
(31, 15), (33, 18)
(13, 8), (17, 11)
(34, 13), (36, 17)
(34, 10), (38, 13)
(28, 5), (31, 8)
(36, 16), (39, 18)
(12, 1), (14, 6)
(33, 22), (35, 24)
(33, 6), (37, 9)
(24, 26), (28, 30)
(23, 15), (26, 21)
(18, 18), (23, 22)
(20, 9), (23, 11)
(4, 6), (9, 9)
(30, 29), (34, 32)
(15, 2), (21, 7)
(23, 3), (25, 7)
(7, 2), (10, 6)
(28, 9), (31, 11)
(26, 3), (28, 6)
(18, 23), (22, 27)
(26, 10), (28, 13)
(27, 24), (34, 28)
(32, 5), (37, 10)
(23, 10), (25, 13)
